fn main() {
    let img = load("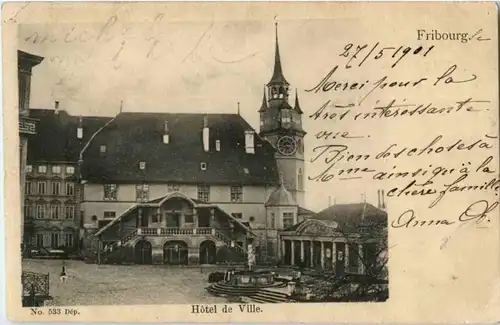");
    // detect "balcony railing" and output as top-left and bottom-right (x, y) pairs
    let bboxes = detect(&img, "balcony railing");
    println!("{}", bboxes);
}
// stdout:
(136, 227), (217, 236)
